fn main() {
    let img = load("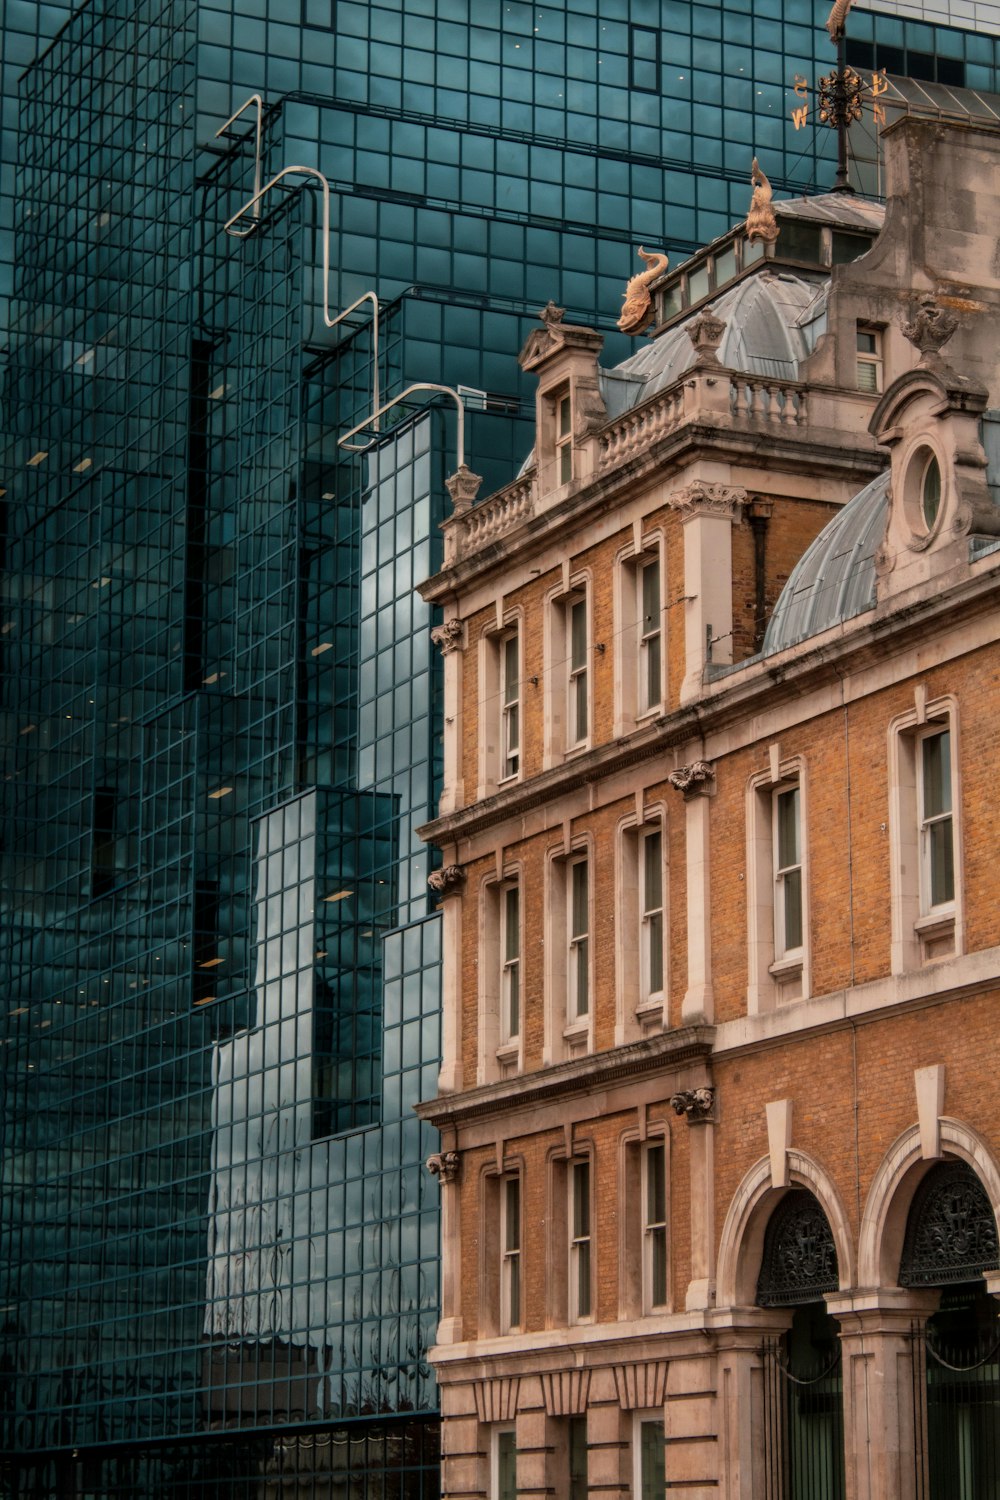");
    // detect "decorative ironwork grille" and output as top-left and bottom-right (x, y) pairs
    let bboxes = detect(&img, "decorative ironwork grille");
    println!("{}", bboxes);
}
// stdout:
(757, 1191), (840, 1307)
(900, 1162), (1000, 1288)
